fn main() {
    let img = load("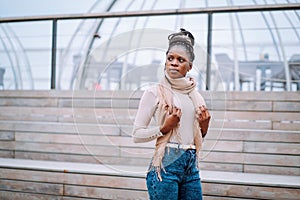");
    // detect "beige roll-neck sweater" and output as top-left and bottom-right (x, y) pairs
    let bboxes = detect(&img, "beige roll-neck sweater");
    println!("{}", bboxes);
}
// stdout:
(133, 86), (205, 144)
